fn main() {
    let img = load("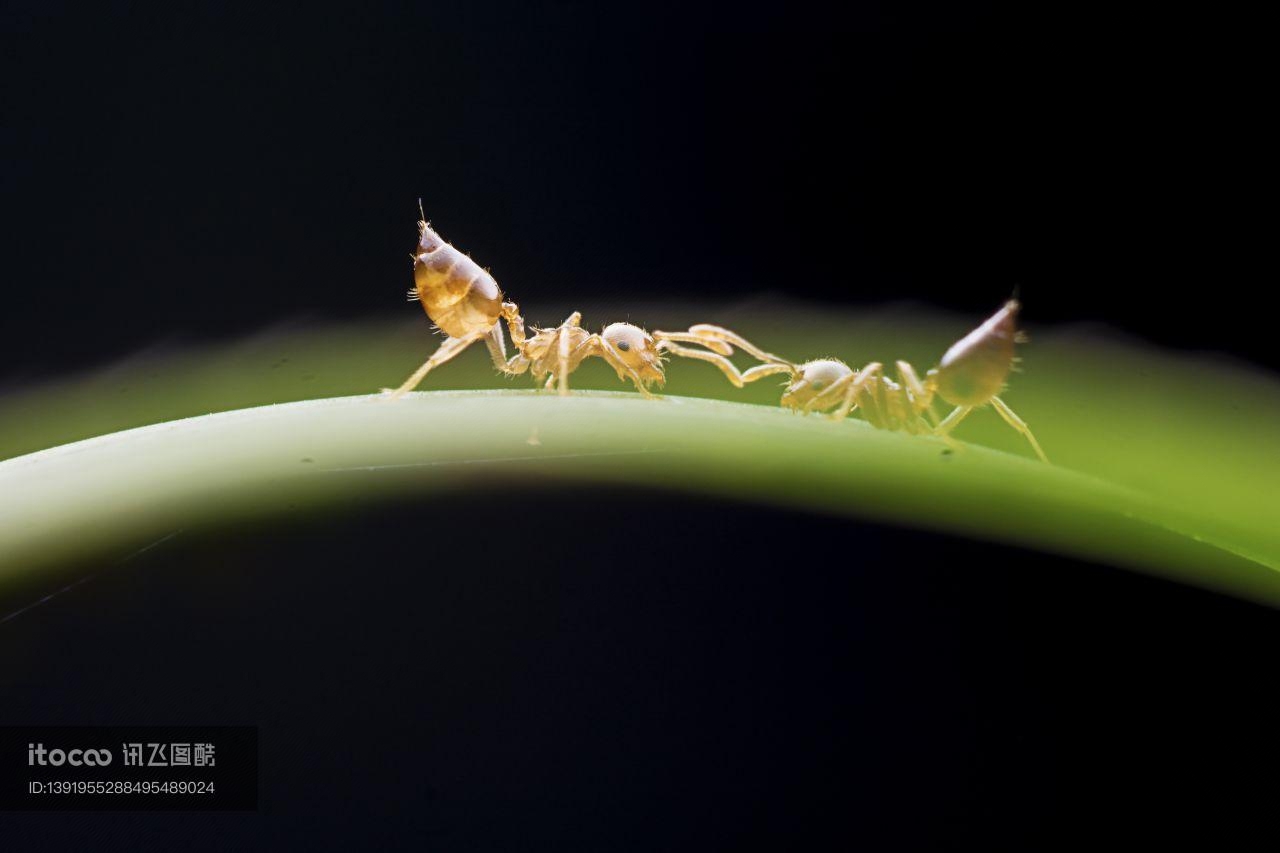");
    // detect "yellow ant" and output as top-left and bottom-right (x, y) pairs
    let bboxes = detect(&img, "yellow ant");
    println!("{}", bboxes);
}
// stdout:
(720, 301), (1049, 462)
(784, 301), (1048, 461)
(383, 213), (789, 399)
